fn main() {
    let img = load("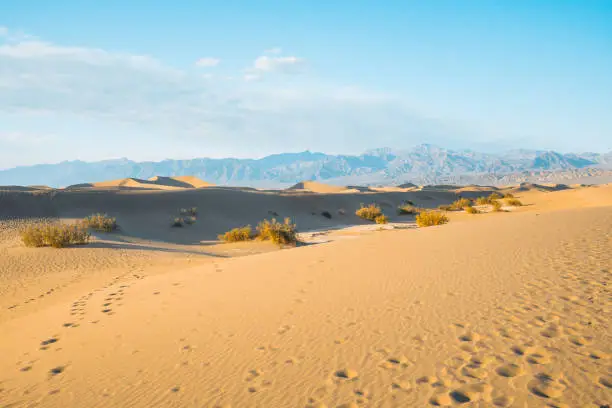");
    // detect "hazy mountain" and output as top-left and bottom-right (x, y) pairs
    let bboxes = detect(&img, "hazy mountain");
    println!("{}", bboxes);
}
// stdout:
(1, 144), (610, 188)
